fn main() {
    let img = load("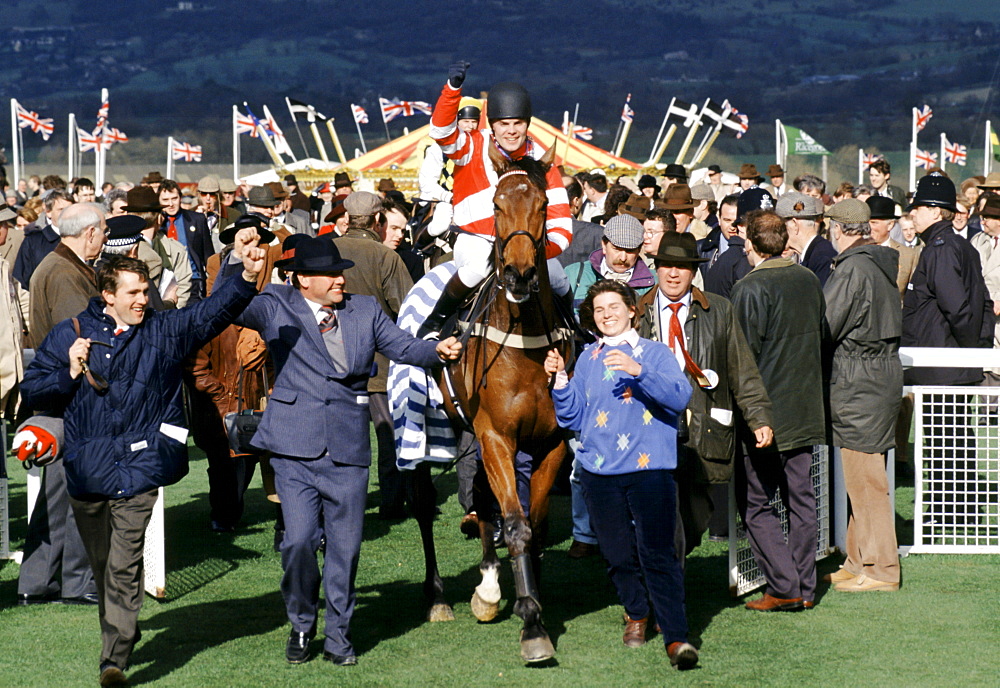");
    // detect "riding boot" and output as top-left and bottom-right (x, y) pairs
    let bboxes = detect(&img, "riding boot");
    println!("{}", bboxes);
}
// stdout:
(417, 272), (475, 337)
